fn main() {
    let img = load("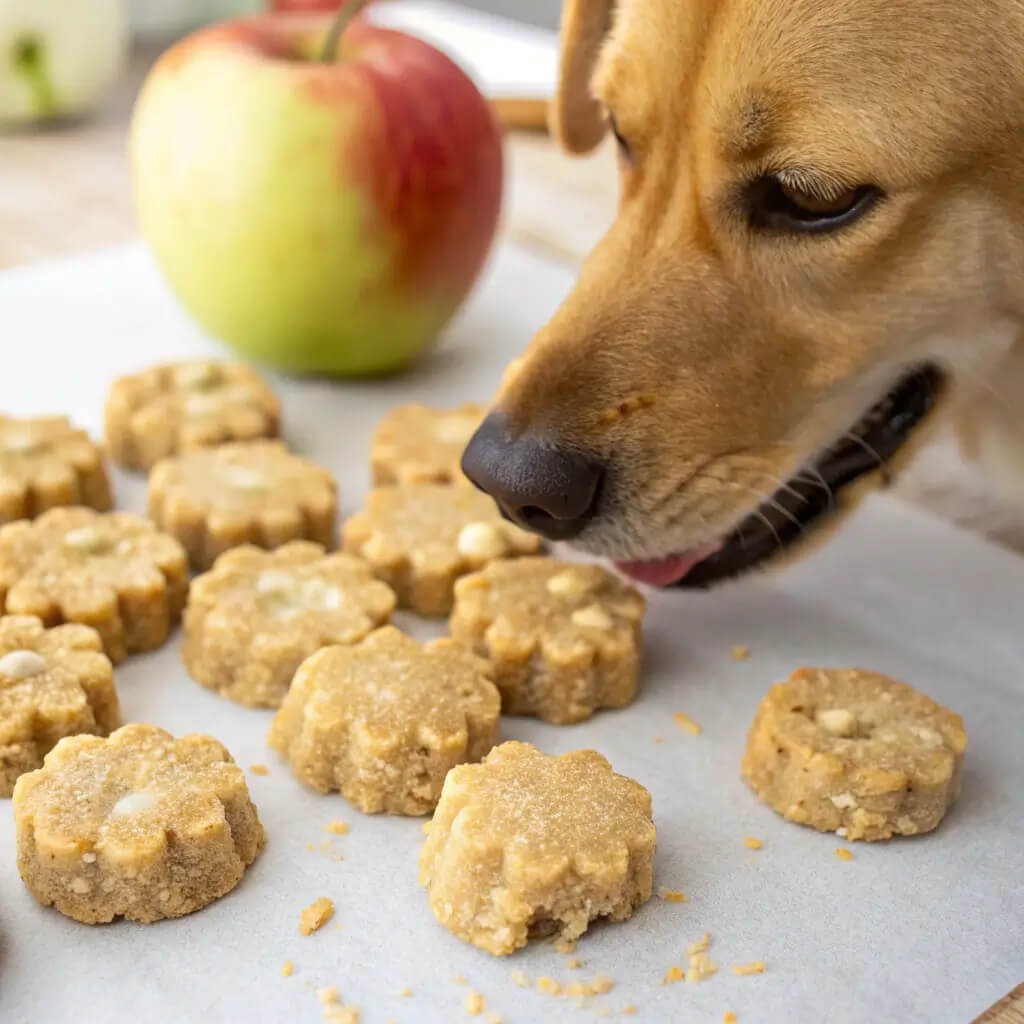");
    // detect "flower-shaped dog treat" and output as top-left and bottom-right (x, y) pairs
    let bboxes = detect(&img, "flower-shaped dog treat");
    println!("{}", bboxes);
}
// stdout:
(419, 741), (656, 955)
(148, 440), (337, 570)
(184, 542), (396, 708)
(13, 724), (264, 923)
(451, 558), (646, 724)
(742, 668), (967, 841)
(0, 415), (112, 525)
(0, 508), (188, 662)
(342, 485), (542, 617)
(104, 360), (281, 470)
(0, 615), (120, 796)
(370, 403), (484, 485)
(269, 626), (500, 815)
